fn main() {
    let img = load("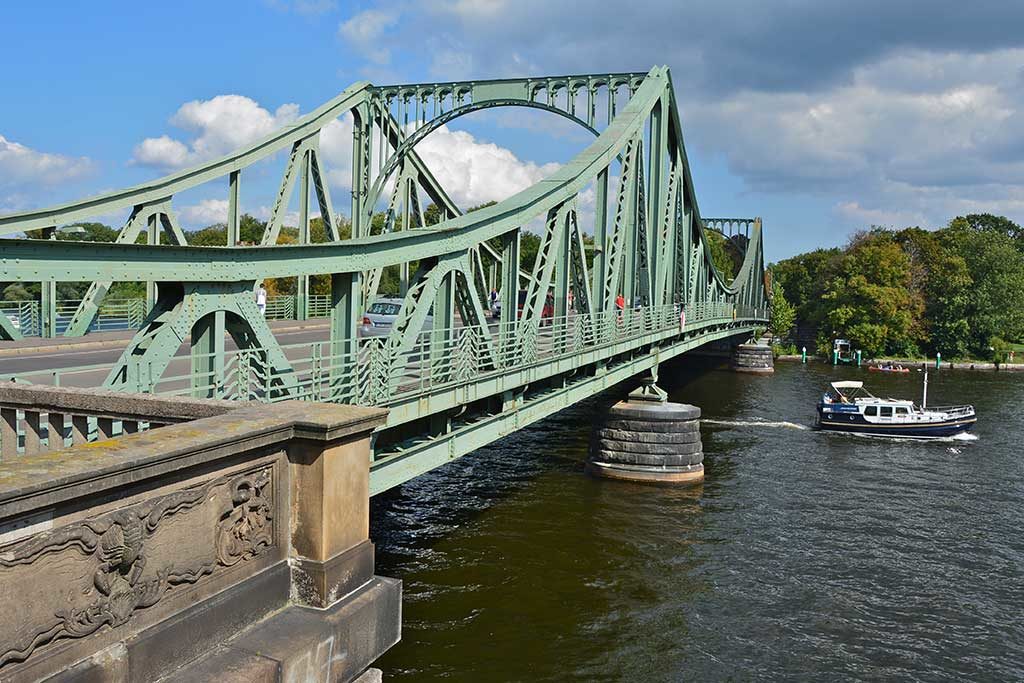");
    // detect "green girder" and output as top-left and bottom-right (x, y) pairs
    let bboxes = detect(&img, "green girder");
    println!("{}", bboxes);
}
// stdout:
(1, 66), (771, 493)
